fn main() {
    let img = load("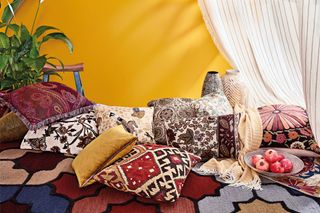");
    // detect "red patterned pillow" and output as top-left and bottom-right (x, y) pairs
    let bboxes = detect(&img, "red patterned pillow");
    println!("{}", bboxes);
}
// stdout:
(94, 144), (201, 202)
(258, 104), (320, 155)
(0, 82), (93, 130)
